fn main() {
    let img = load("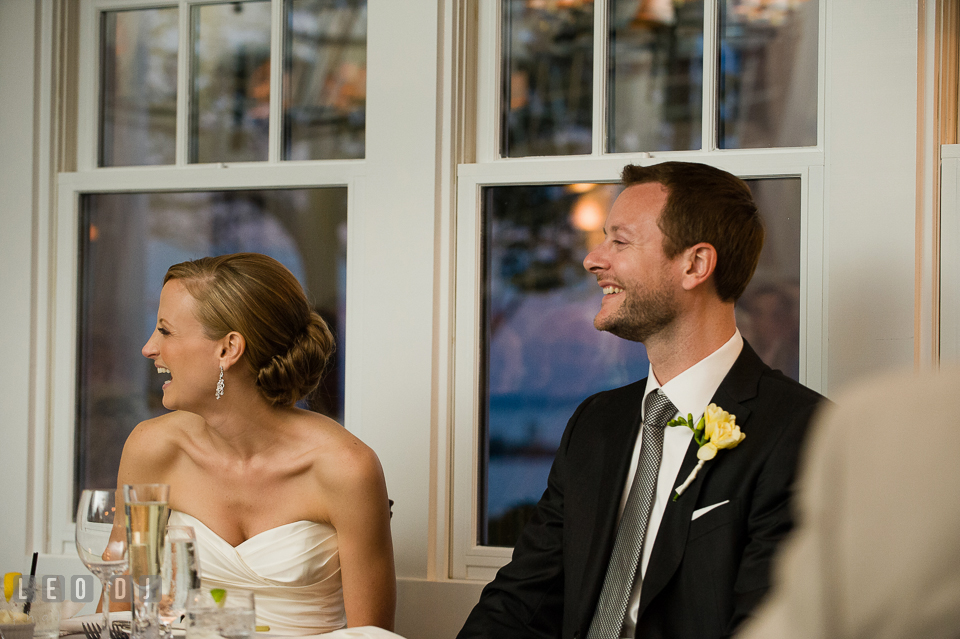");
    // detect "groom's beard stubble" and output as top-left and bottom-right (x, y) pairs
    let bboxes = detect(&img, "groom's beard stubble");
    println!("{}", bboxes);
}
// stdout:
(594, 280), (679, 344)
